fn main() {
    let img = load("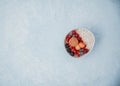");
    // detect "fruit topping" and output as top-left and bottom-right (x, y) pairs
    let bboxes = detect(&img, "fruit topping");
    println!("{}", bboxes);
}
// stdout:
(65, 29), (91, 58)
(71, 47), (77, 54)
(79, 42), (86, 48)
(70, 51), (74, 56)
(80, 48), (84, 52)
(69, 37), (78, 47)
(80, 51), (84, 56)
(75, 45), (81, 50)
(83, 48), (89, 54)
(76, 51), (80, 57)
(72, 30), (76, 35)
(66, 35), (71, 43)
(65, 43), (69, 48)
